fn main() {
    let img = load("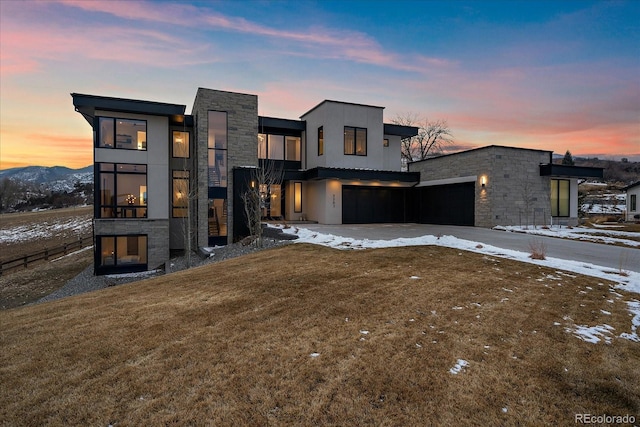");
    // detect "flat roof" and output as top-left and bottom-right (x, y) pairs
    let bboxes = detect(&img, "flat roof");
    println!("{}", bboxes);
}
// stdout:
(409, 145), (553, 164)
(300, 99), (385, 119)
(383, 123), (419, 138)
